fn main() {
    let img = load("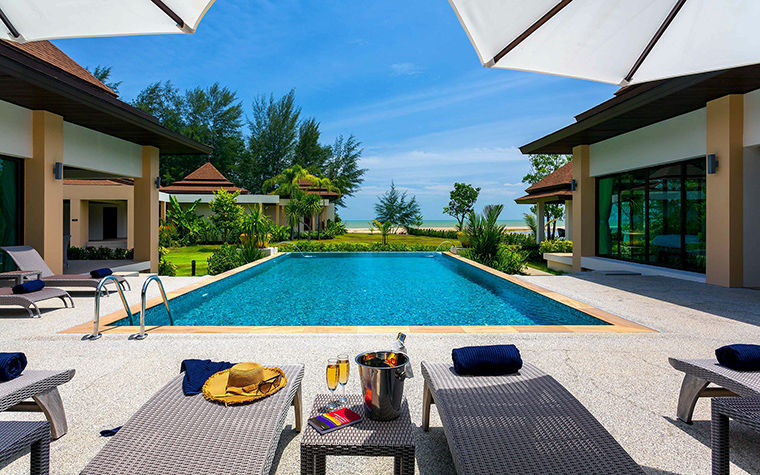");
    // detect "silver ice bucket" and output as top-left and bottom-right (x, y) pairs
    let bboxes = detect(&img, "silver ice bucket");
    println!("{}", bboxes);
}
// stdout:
(356, 351), (409, 421)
